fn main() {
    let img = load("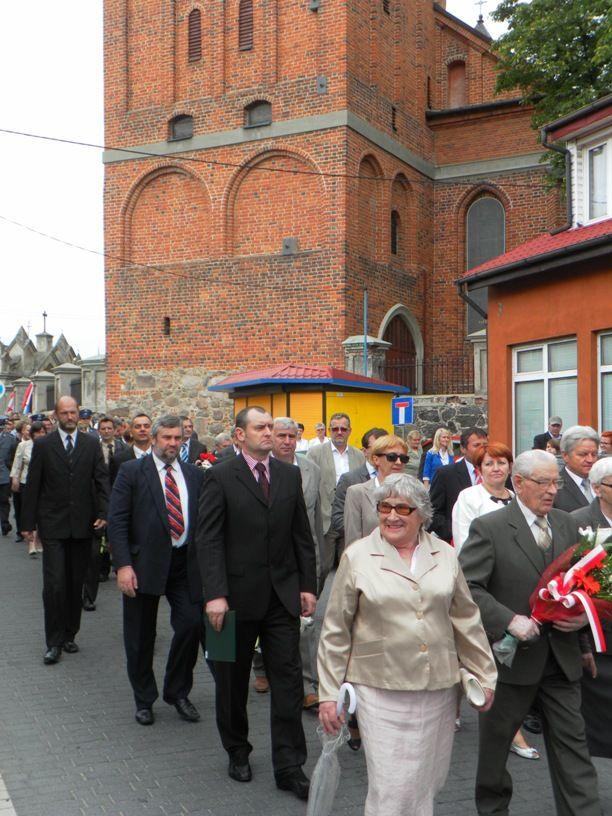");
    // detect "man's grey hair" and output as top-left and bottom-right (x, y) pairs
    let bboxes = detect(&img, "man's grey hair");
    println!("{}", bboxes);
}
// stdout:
(374, 473), (433, 527)
(512, 449), (557, 479)
(273, 417), (298, 433)
(214, 431), (232, 446)
(560, 425), (599, 455)
(315, 422), (325, 431)
(151, 414), (183, 437)
(589, 457), (612, 486)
